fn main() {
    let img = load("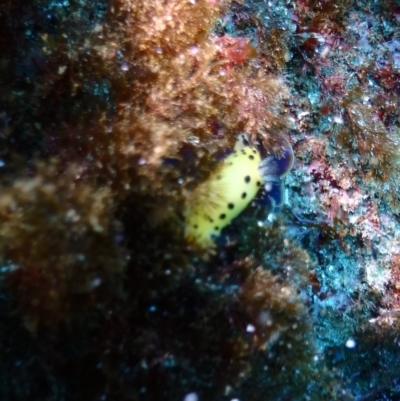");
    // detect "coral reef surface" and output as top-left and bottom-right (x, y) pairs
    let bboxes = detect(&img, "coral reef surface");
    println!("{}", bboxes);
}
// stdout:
(1, 0), (400, 400)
